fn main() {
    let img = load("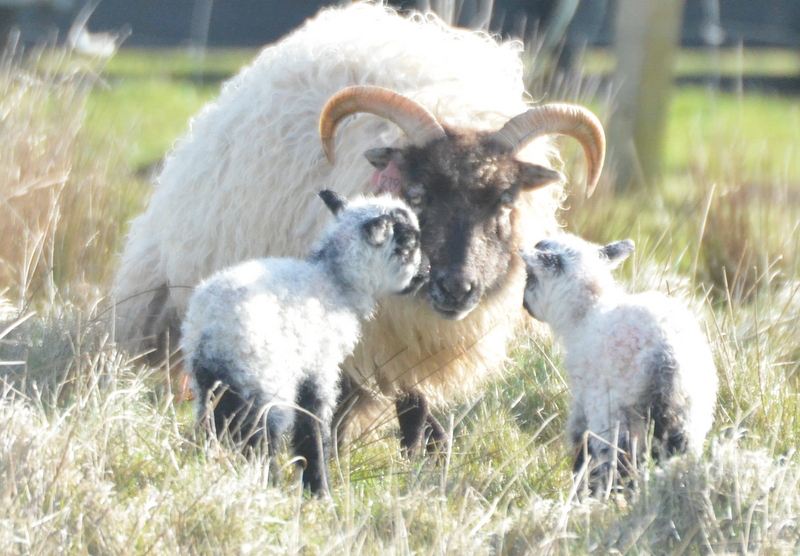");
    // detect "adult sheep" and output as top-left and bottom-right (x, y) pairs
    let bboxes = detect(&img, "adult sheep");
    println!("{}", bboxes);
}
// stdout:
(113, 2), (605, 453)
